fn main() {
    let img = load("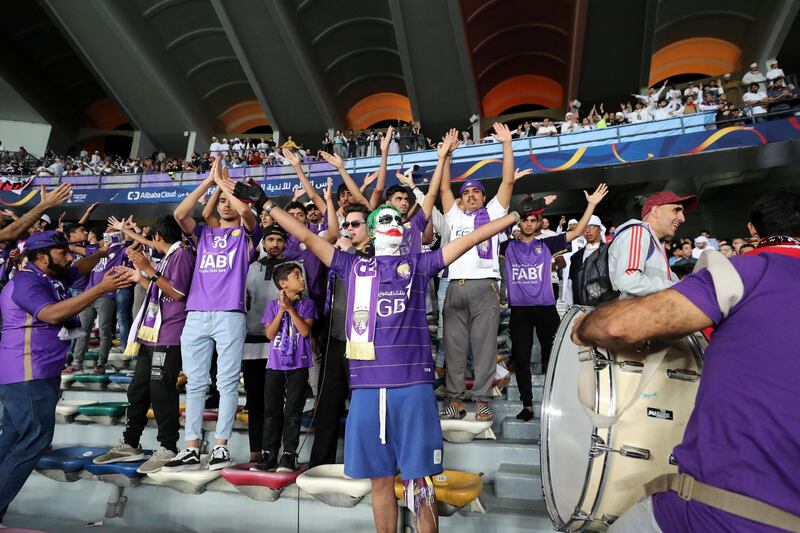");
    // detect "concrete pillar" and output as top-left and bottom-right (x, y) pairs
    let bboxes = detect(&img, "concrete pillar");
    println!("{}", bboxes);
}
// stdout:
(184, 130), (198, 160)
(130, 130), (157, 159)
